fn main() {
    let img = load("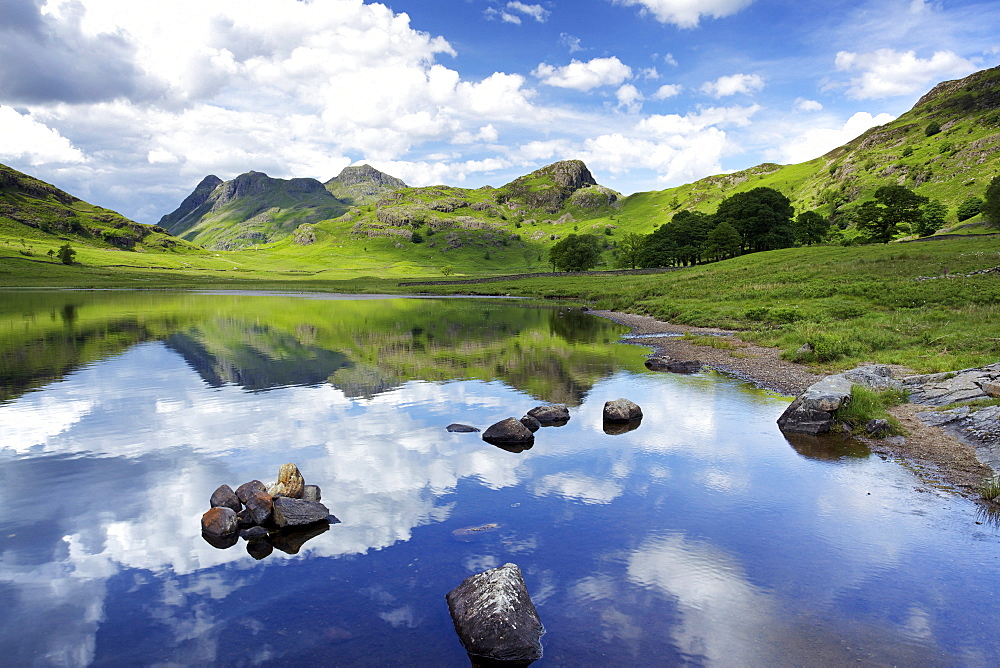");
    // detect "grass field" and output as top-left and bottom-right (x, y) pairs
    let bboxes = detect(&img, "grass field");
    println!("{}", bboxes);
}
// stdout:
(3, 231), (998, 375)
